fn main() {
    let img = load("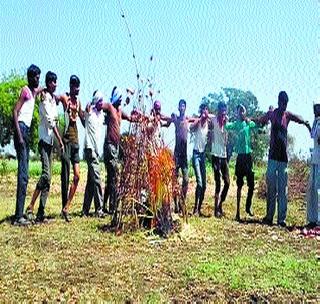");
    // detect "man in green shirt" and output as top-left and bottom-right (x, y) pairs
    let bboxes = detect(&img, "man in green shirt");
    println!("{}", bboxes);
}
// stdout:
(225, 105), (256, 221)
